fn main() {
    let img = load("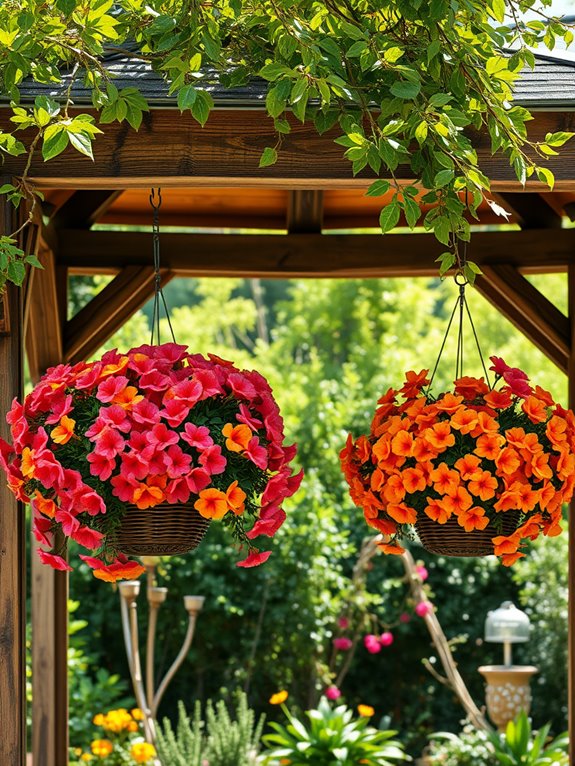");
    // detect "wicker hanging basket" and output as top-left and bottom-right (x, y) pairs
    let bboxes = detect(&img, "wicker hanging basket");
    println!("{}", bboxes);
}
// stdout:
(415, 512), (520, 557)
(115, 503), (211, 556)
